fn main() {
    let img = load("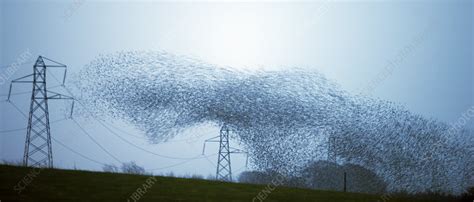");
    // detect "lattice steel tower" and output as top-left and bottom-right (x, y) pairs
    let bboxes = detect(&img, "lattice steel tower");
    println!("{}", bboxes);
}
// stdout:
(8, 56), (74, 168)
(328, 135), (337, 163)
(203, 124), (247, 181)
(216, 125), (232, 181)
